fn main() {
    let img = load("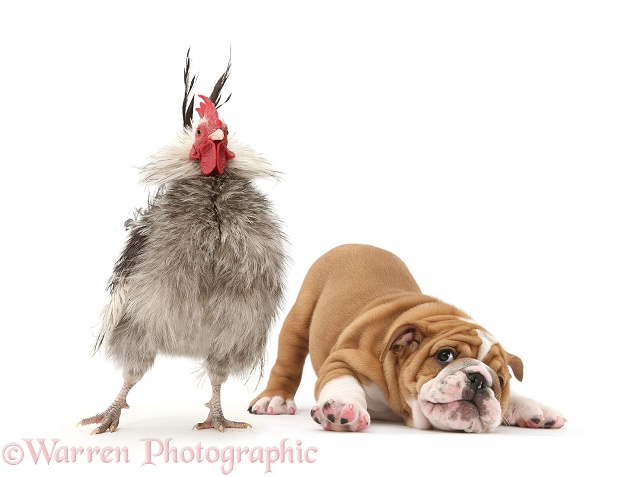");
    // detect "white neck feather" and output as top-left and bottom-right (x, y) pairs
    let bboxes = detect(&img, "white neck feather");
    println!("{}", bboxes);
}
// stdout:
(139, 127), (281, 186)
